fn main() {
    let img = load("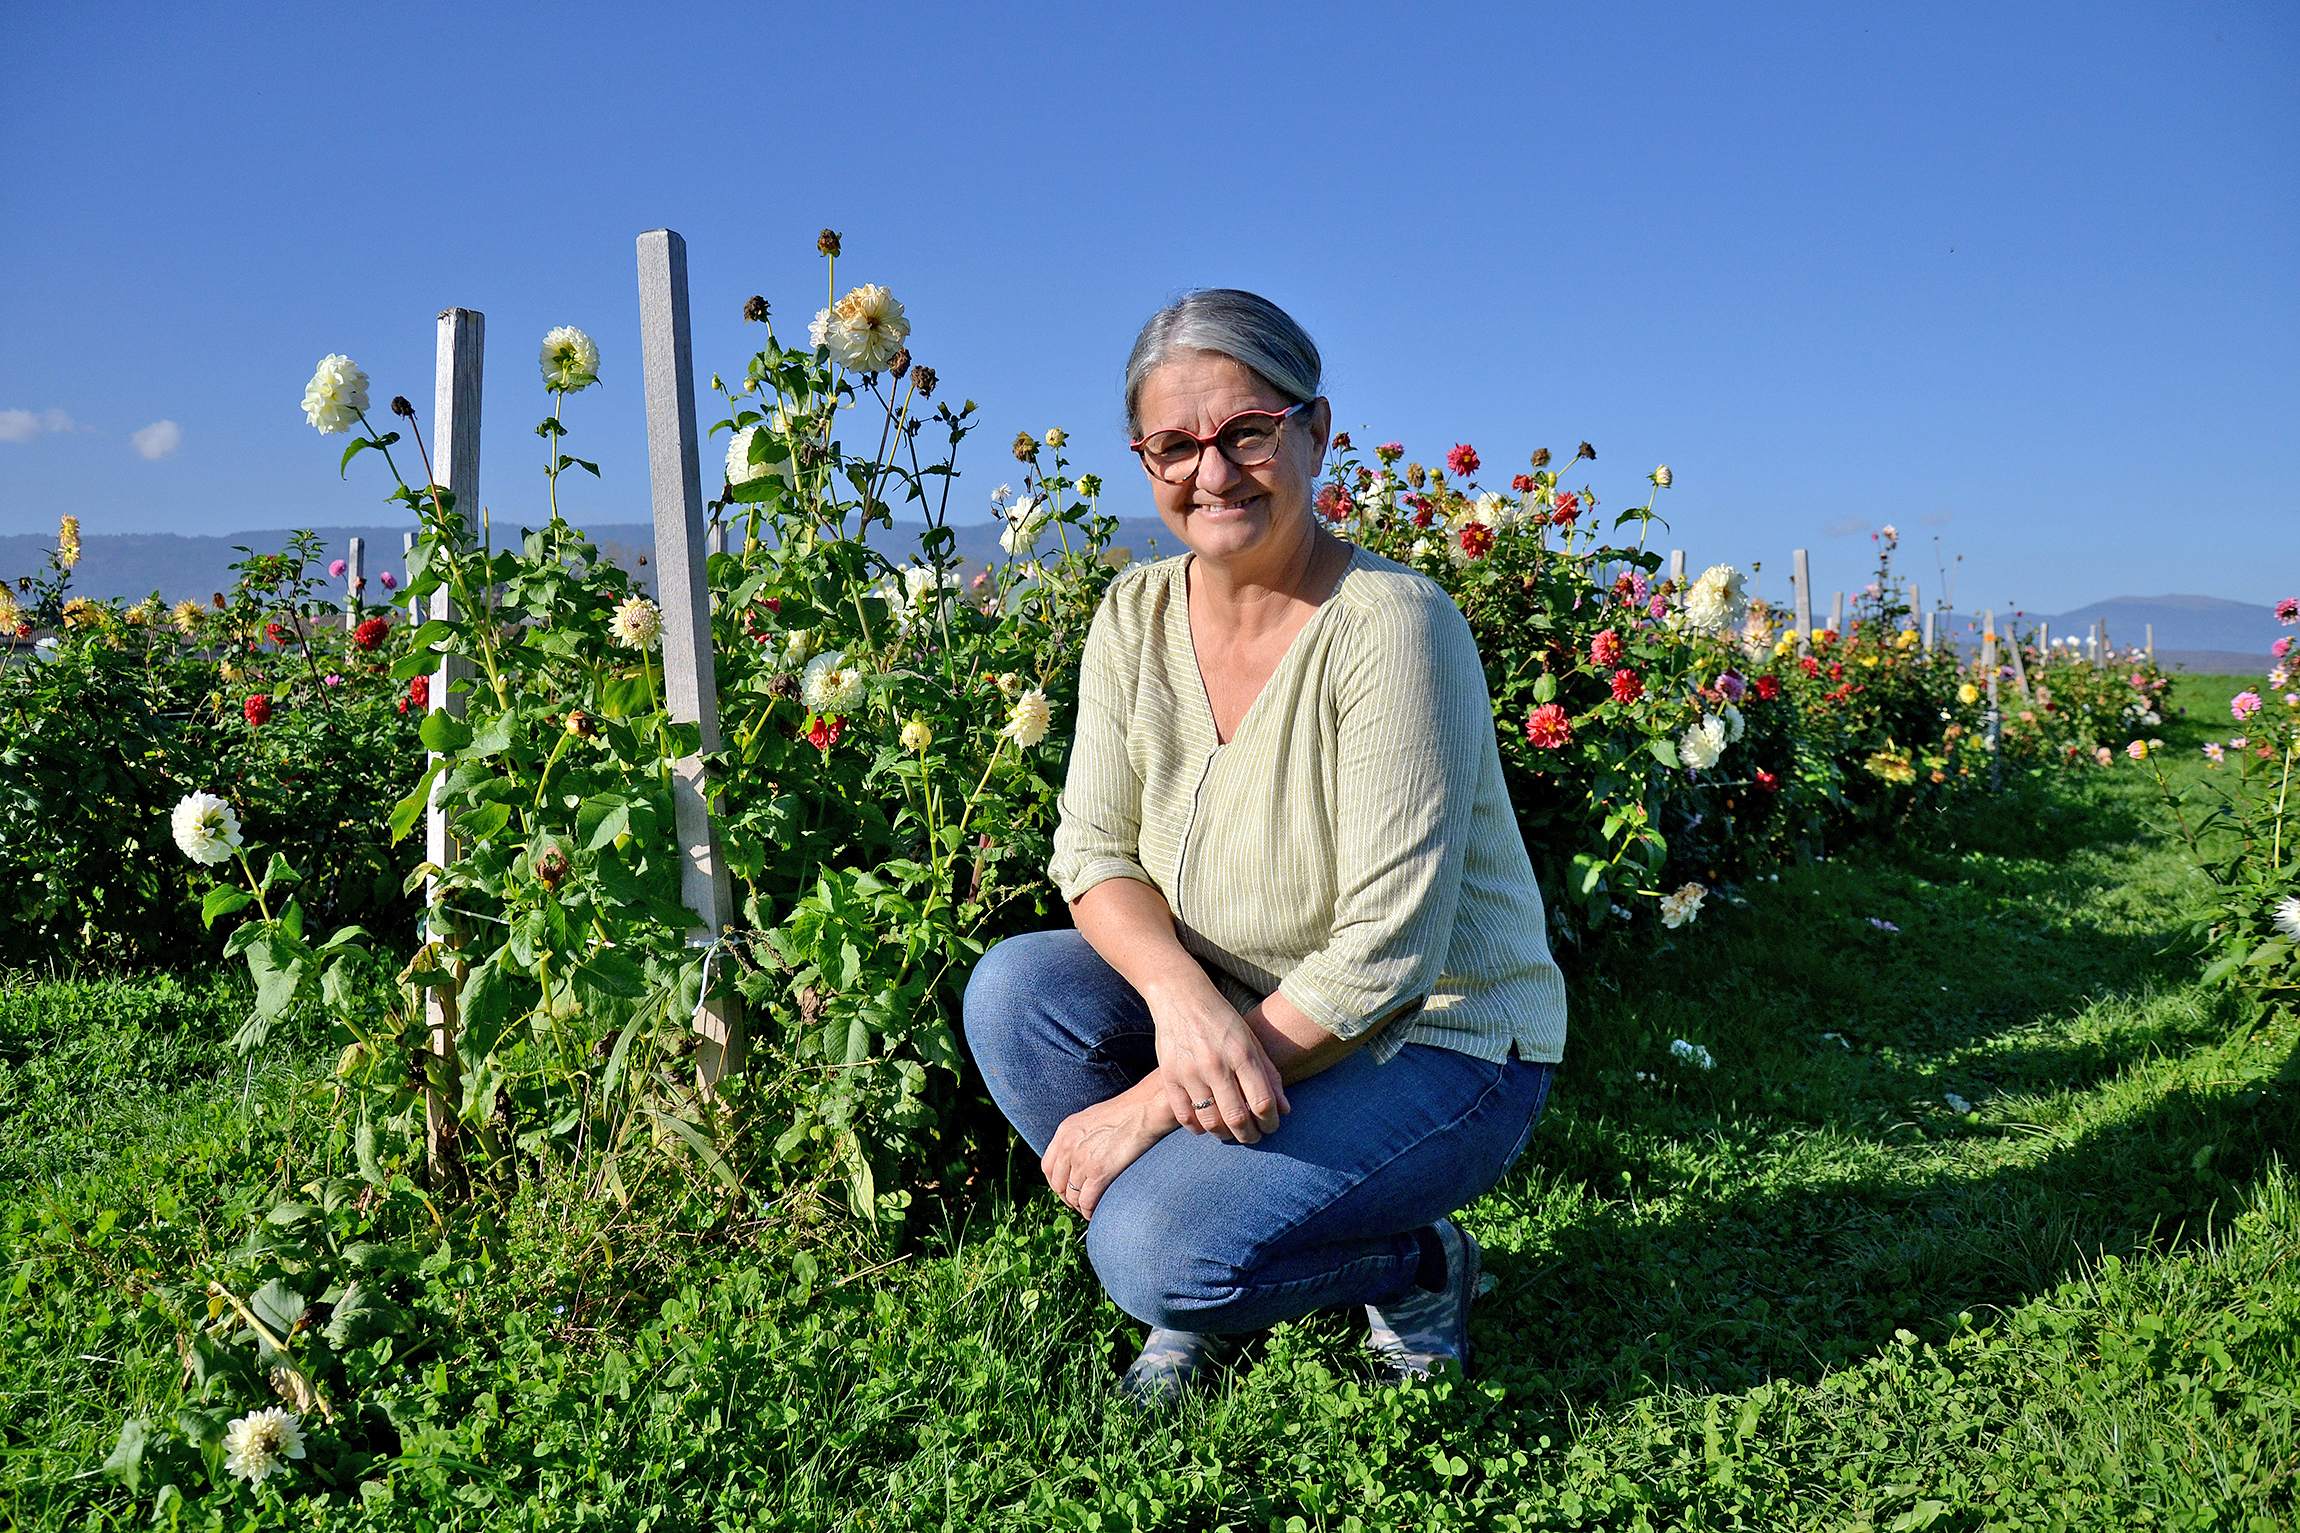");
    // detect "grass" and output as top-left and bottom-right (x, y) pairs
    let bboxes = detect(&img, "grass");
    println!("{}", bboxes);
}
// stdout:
(2, 675), (2295, 1530)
